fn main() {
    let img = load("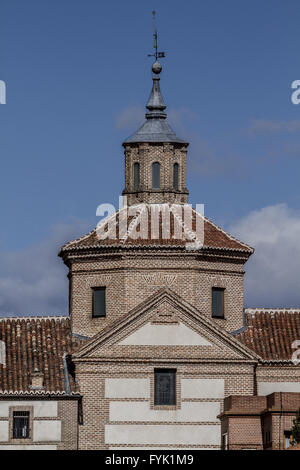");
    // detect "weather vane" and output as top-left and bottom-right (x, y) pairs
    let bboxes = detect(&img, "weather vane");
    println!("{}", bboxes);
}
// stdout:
(148, 11), (165, 62)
